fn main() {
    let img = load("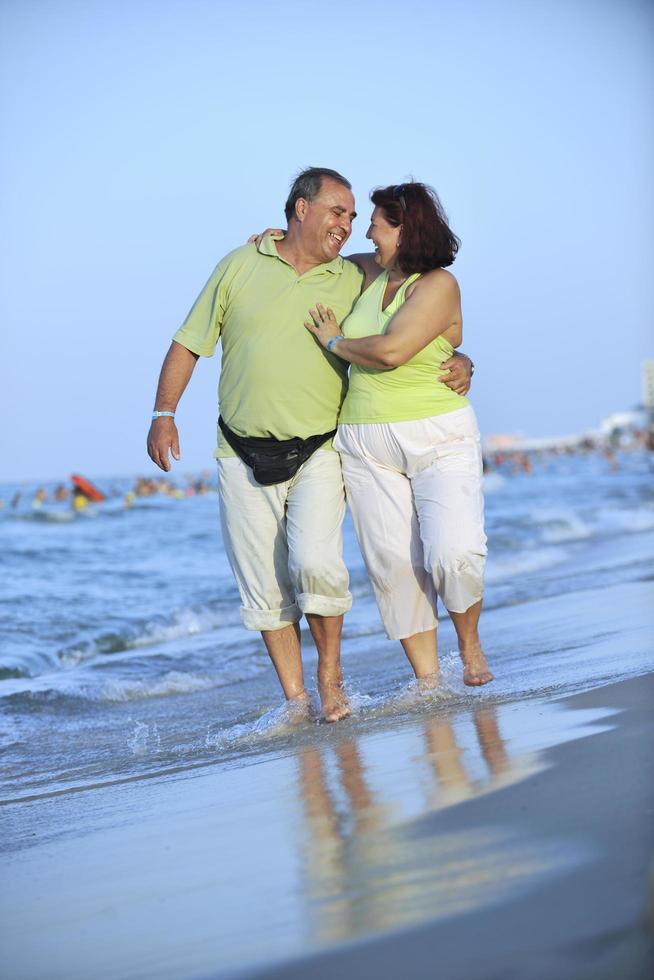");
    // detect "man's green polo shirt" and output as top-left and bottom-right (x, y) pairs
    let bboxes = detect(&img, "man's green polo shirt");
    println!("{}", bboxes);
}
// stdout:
(173, 238), (364, 457)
